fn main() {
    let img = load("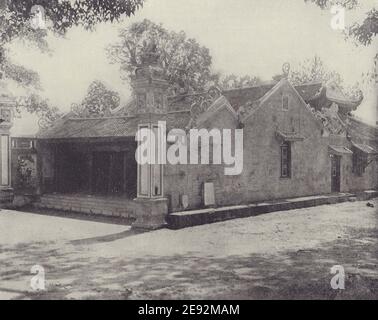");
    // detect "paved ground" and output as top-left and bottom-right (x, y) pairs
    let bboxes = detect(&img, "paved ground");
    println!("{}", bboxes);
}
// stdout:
(0, 198), (377, 299)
